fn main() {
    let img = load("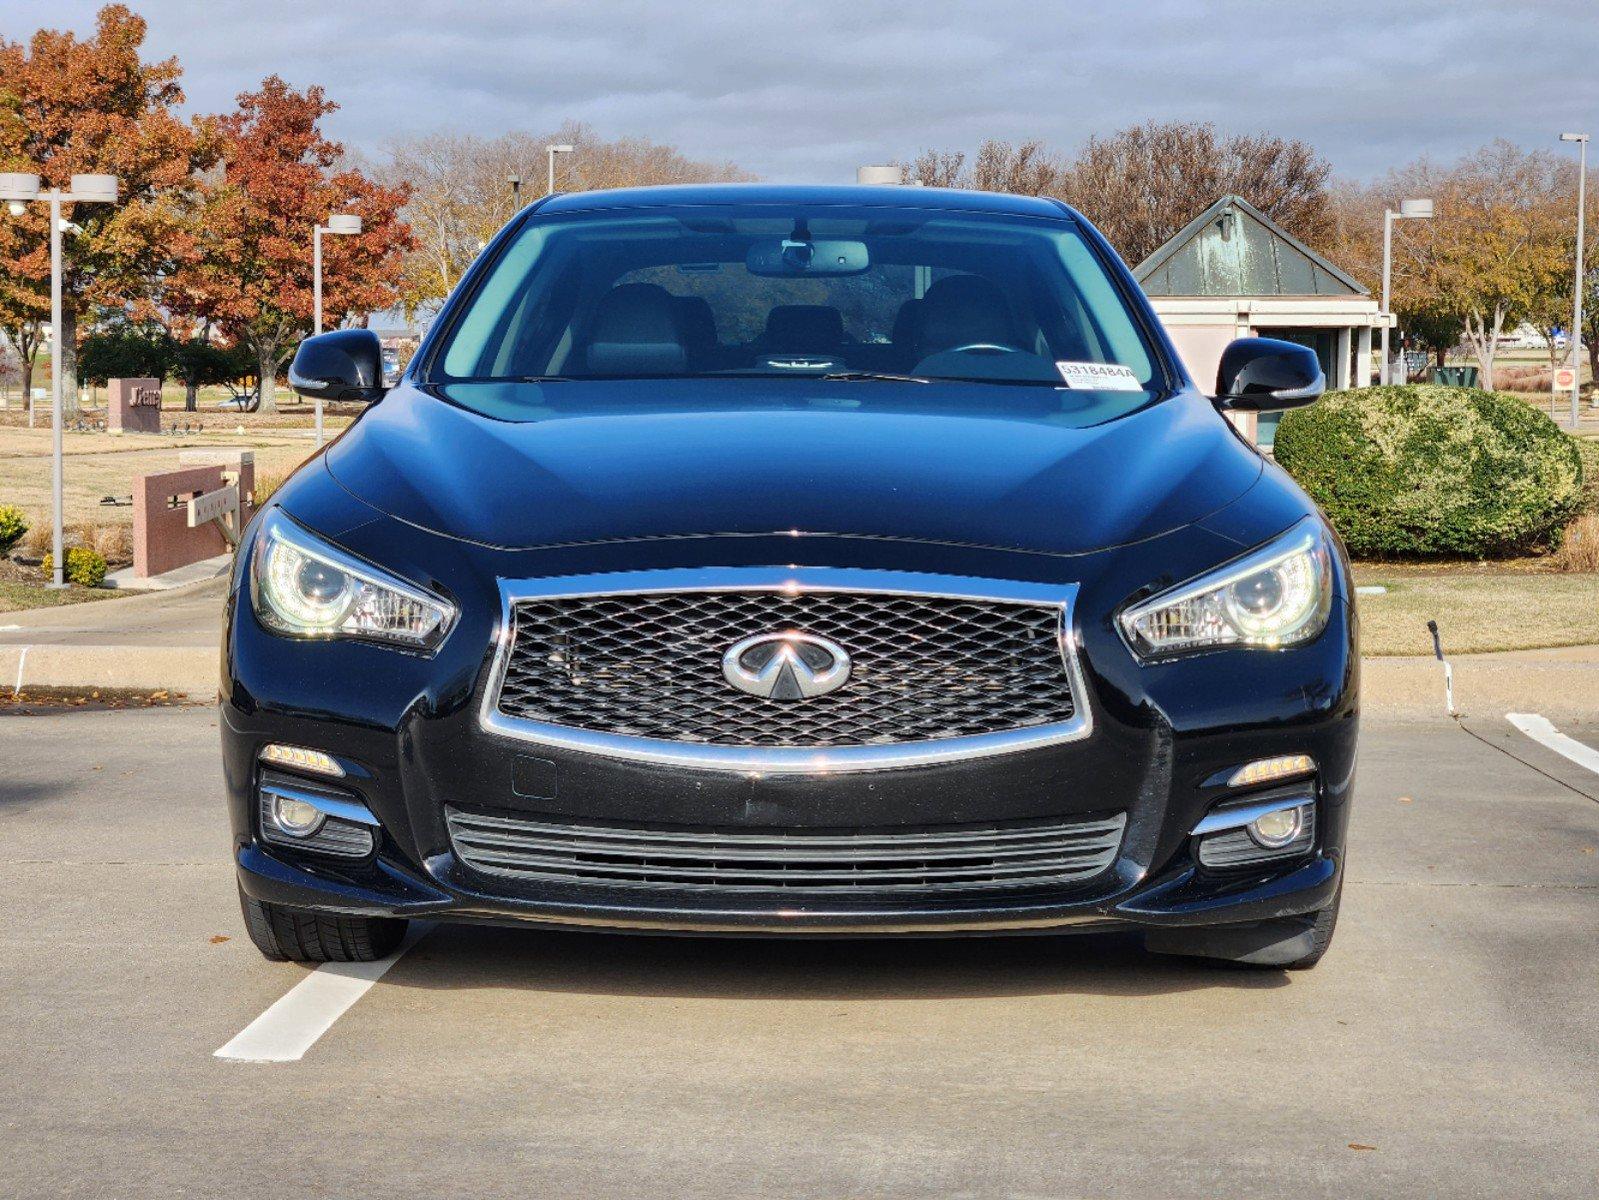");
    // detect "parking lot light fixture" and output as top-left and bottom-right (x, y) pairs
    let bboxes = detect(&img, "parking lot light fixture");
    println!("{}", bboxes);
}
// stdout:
(312, 212), (365, 447)
(1381, 198), (1434, 386)
(1, 172), (42, 216)
(1560, 133), (1589, 426)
